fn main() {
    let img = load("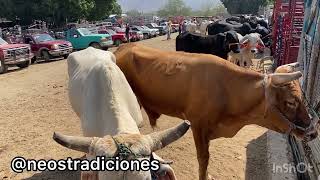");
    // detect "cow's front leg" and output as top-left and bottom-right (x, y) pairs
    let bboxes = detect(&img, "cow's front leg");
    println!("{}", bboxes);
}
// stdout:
(192, 126), (210, 180)
(81, 171), (98, 180)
